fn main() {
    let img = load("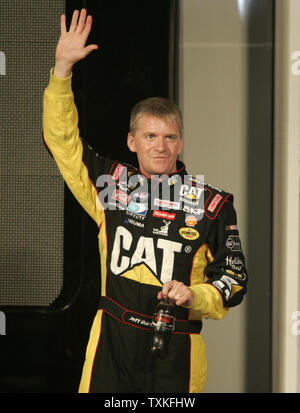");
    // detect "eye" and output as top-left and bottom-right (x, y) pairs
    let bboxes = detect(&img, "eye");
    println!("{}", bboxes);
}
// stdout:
(146, 134), (155, 140)
(166, 135), (176, 141)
